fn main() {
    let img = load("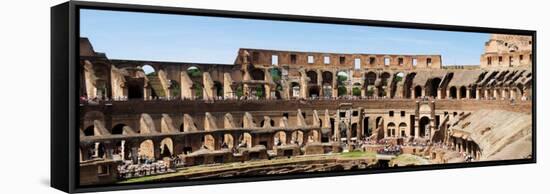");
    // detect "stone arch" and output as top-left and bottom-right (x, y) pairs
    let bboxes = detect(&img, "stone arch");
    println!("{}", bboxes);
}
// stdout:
(470, 85), (477, 99)
(308, 130), (320, 143)
(160, 137), (174, 158)
(363, 117), (371, 137)
(322, 71), (333, 85)
(213, 81), (223, 97)
(404, 72), (417, 98)
(204, 134), (215, 150)
(127, 80), (144, 99)
(186, 66), (202, 78)
(390, 72), (405, 98)
(291, 130), (304, 145)
(387, 122), (396, 137)
(111, 123), (127, 135)
(419, 116), (431, 138)
(414, 85), (422, 98)
(291, 82), (301, 98)
(426, 78), (441, 98)
(459, 86), (467, 99)
(309, 85), (320, 97)
(250, 68), (265, 81)
(83, 125), (94, 136)
(83, 111), (104, 130)
(399, 122), (407, 137)
(274, 131), (287, 146)
(138, 139), (155, 160)
(365, 72), (377, 97)
(238, 132), (252, 148)
(223, 134), (234, 149)
(449, 86), (457, 99)
(306, 70), (318, 84)
(352, 82), (362, 96)
(337, 71), (349, 96)
(378, 72), (391, 97)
